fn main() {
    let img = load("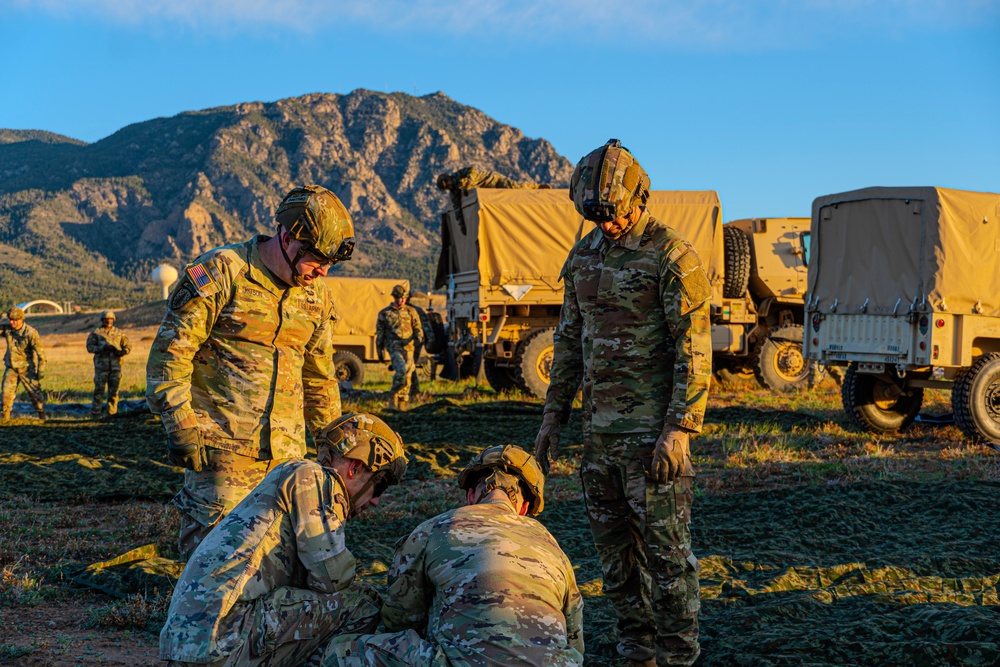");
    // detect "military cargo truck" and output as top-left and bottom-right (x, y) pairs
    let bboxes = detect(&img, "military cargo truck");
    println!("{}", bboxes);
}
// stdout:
(803, 186), (1000, 445)
(435, 188), (745, 398)
(718, 217), (818, 391)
